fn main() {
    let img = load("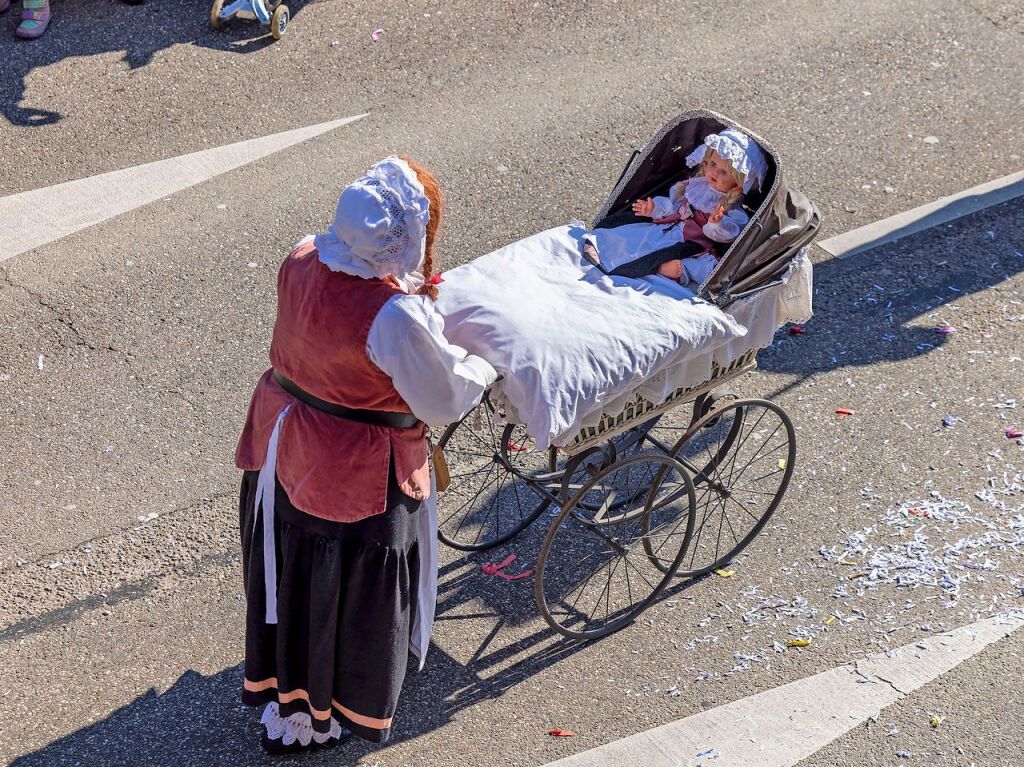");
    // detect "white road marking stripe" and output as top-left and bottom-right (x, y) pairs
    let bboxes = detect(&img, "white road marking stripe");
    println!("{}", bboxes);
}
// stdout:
(542, 614), (1023, 767)
(817, 170), (1024, 259)
(0, 114), (368, 265)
